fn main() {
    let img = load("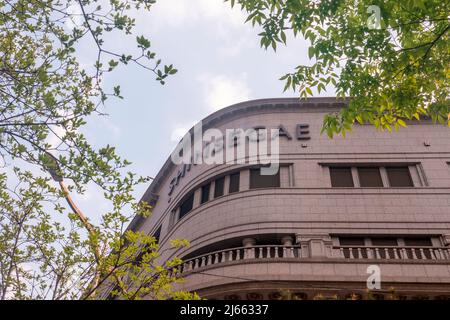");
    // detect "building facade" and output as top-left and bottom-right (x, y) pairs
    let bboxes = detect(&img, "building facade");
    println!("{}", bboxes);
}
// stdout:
(128, 97), (450, 299)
